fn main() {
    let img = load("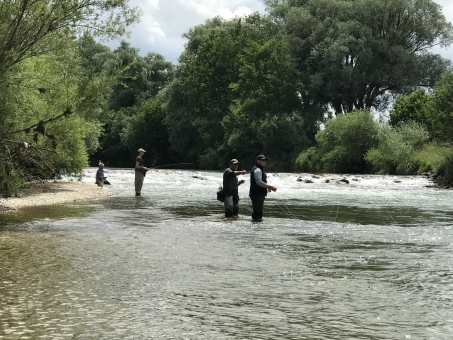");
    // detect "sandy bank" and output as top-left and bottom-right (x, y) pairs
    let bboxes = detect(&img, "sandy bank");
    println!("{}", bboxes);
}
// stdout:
(0, 180), (117, 212)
